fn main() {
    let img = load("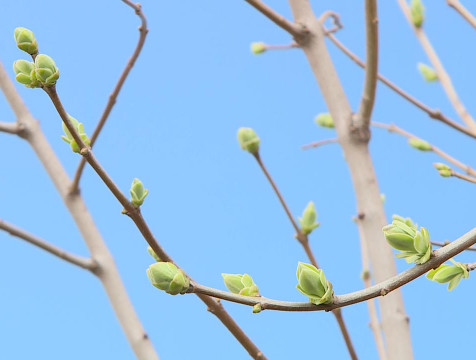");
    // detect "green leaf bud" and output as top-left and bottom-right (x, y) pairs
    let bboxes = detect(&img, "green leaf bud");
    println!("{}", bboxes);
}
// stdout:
(252, 303), (262, 313)
(298, 201), (320, 235)
(34, 54), (59, 86)
(438, 169), (452, 177)
(433, 163), (451, 171)
(60, 115), (91, 153)
(237, 127), (260, 154)
(408, 137), (432, 151)
(314, 113), (334, 128)
(410, 0), (425, 28)
(130, 178), (149, 207)
(13, 59), (39, 88)
(380, 193), (386, 204)
(146, 262), (190, 295)
(250, 42), (266, 55)
(147, 246), (161, 262)
(418, 63), (438, 82)
(296, 262), (334, 305)
(222, 273), (260, 297)
(14, 27), (38, 55)
(426, 259), (469, 291)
